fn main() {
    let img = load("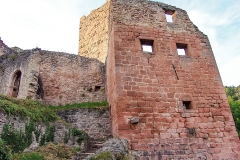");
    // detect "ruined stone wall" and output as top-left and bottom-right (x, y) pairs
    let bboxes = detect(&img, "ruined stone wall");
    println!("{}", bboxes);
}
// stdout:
(0, 38), (106, 106)
(0, 47), (40, 99)
(107, 0), (240, 159)
(78, 1), (110, 63)
(0, 108), (111, 150)
(0, 38), (5, 56)
(0, 37), (12, 56)
(39, 51), (106, 106)
(57, 108), (111, 140)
